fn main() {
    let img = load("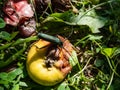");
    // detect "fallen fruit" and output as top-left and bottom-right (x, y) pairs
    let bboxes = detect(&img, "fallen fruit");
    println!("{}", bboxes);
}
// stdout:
(3, 0), (35, 37)
(3, 0), (34, 26)
(26, 35), (75, 86)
